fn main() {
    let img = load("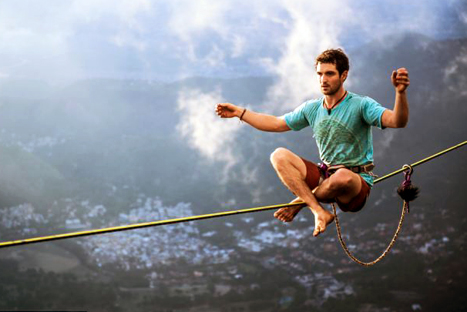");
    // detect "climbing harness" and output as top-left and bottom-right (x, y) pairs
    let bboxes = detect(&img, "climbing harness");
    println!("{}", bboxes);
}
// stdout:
(318, 162), (375, 178)
(0, 141), (465, 260)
